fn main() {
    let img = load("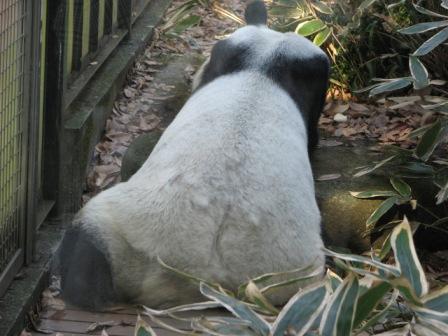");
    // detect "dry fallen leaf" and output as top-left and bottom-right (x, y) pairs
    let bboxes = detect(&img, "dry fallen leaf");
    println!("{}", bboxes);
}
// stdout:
(87, 321), (117, 332)
(41, 288), (65, 310)
(319, 139), (343, 147)
(316, 174), (342, 181)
